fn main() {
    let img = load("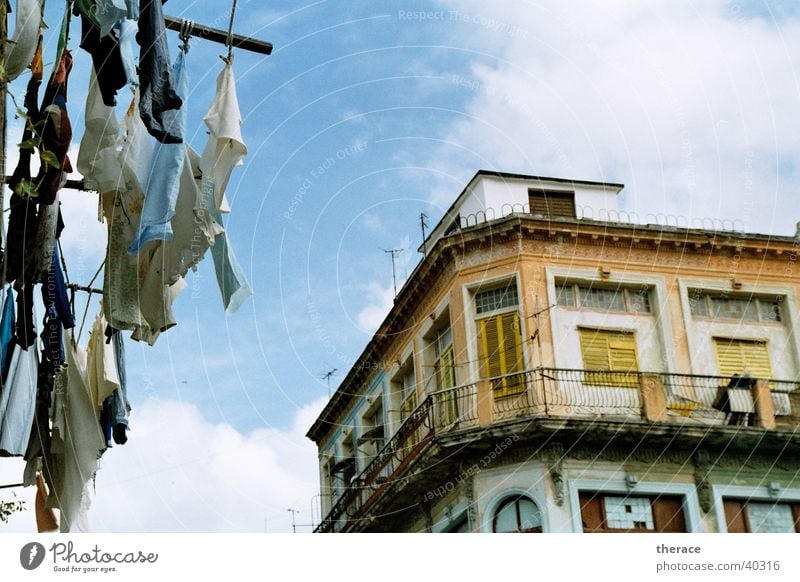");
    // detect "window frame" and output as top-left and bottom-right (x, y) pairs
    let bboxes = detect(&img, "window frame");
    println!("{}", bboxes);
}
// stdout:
(528, 188), (576, 219)
(712, 484), (800, 533)
(556, 281), (653, 314)
(492, 495), (544, 533)
(689, 290), (784, 324)
(470, 277), (526, 398)
(482, 487), (549, 533)
(567, 479), (702, 533)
